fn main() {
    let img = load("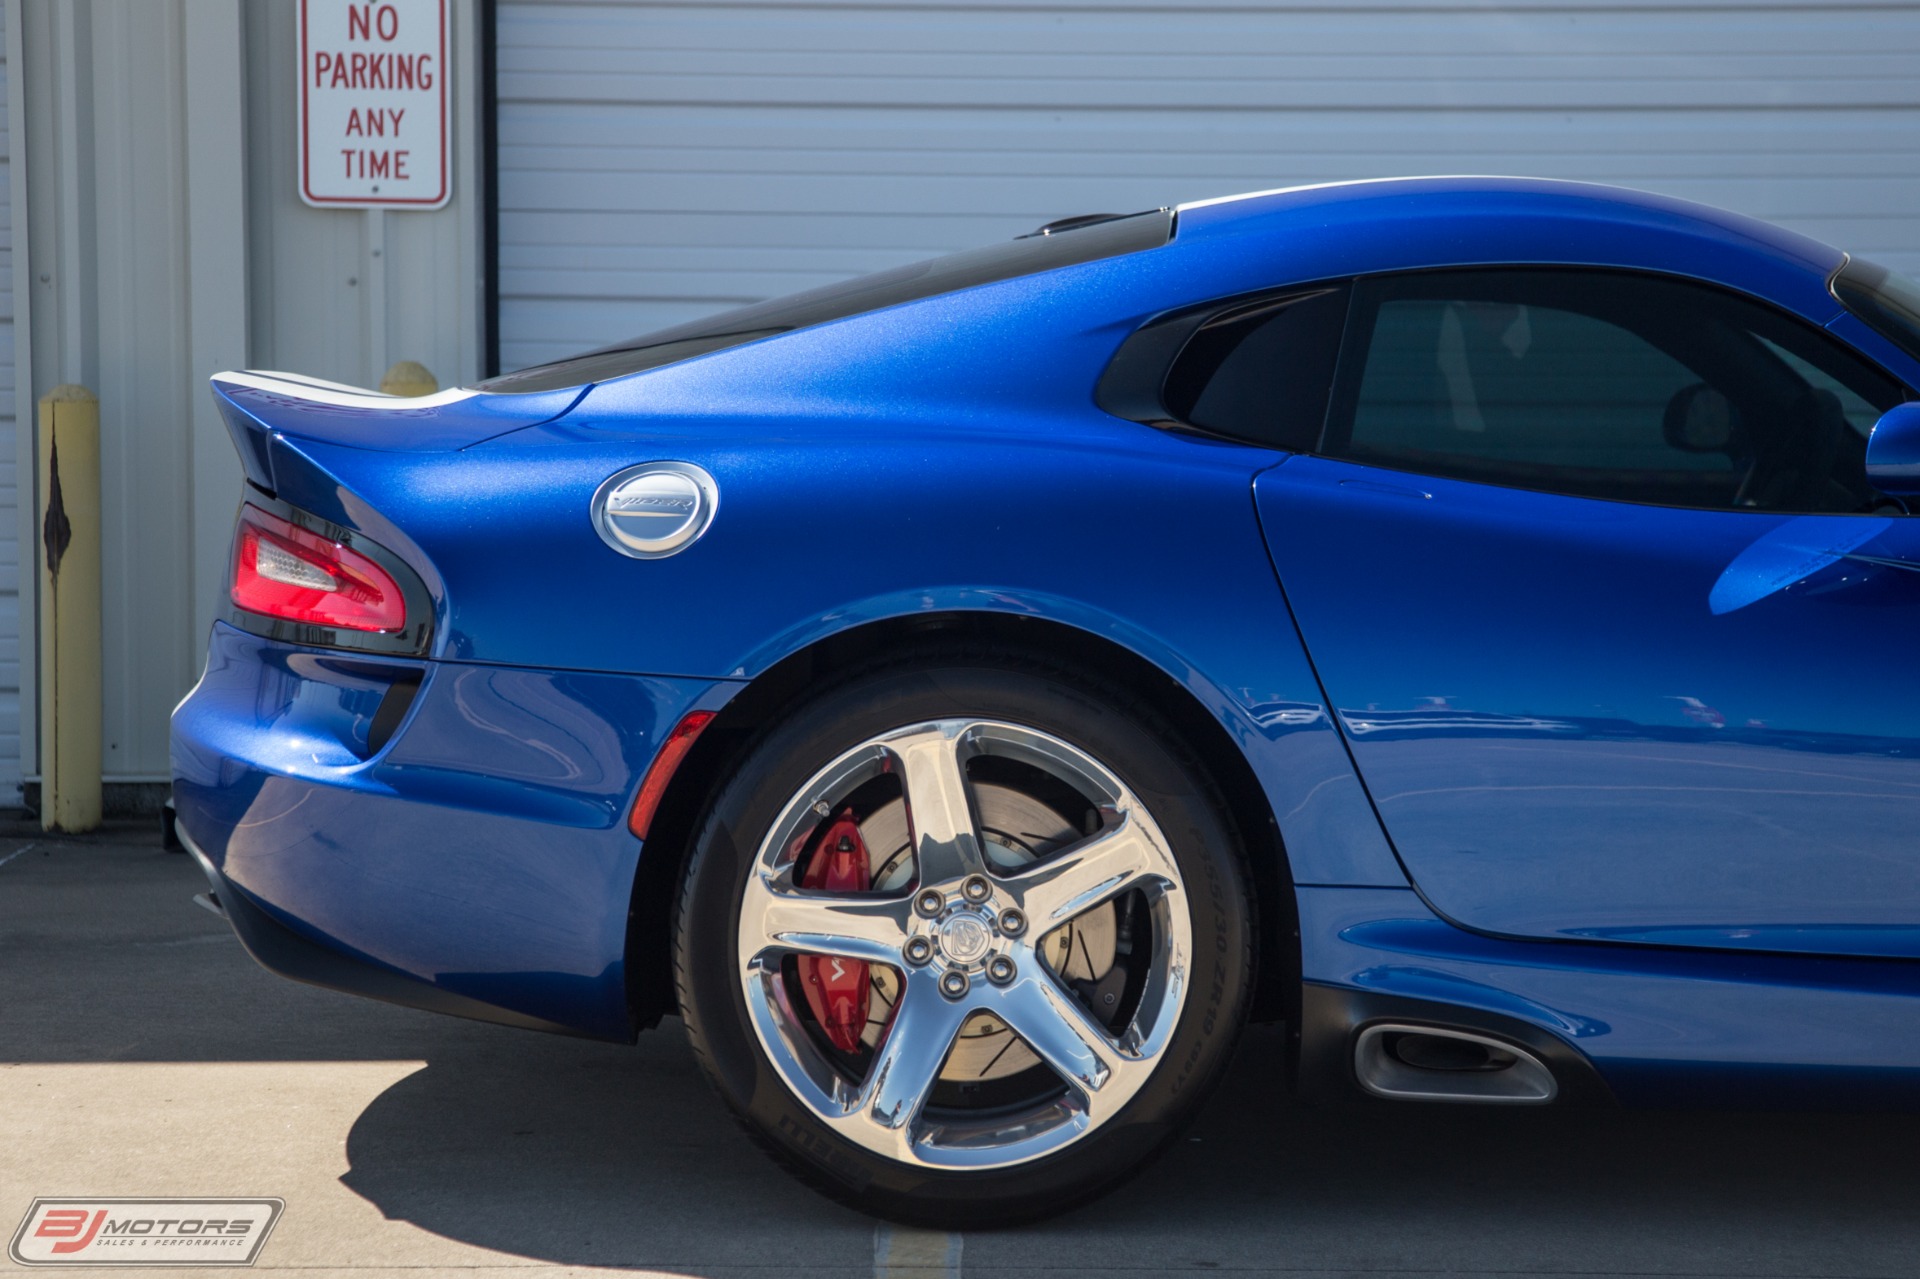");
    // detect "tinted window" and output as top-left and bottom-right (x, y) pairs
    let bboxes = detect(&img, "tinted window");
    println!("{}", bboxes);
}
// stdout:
(1162, 286), (1349, 452)
(1833, 255), (1920, 364)
(1755, 336), (1882, 437)
(474, 209), (1175, 394)
(1324, 270), (1905, 512)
